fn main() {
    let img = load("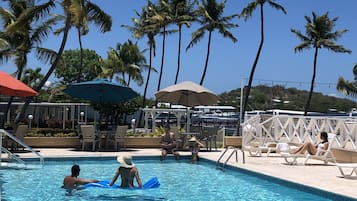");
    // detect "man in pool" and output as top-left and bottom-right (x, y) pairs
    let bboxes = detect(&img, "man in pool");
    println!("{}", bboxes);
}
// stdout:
(160, 124), (180, 161)
(62, 164), (98, 189)
(109, 154), (143, 188)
